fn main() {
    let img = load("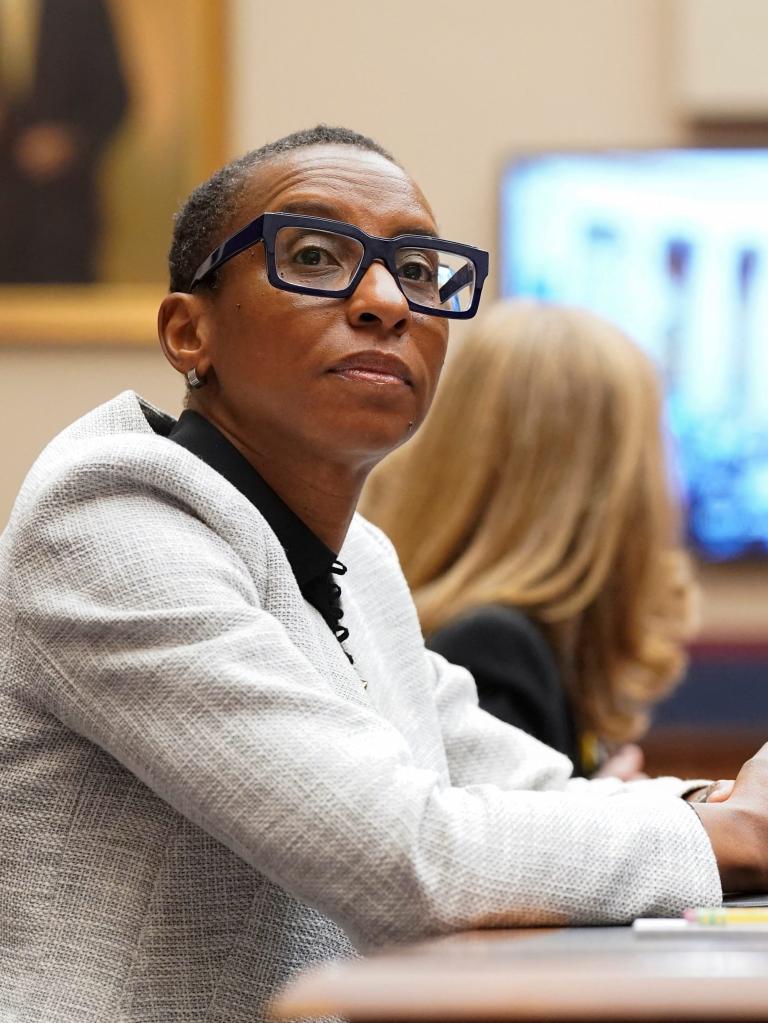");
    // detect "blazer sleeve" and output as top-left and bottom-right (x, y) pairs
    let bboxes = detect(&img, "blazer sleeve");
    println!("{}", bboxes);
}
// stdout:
(8, 454), (722, 947)
(424, 606), (712, 799)
(427, 606), (580, 762)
